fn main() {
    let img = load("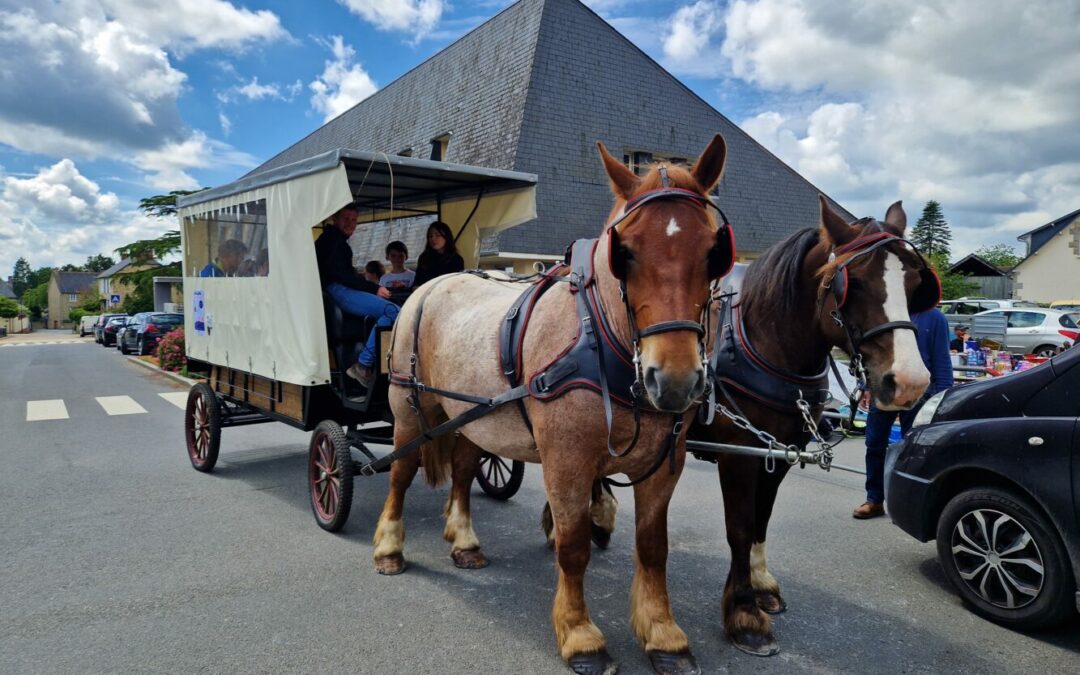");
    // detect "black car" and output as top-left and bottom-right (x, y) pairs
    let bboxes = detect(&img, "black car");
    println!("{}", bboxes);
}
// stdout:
(100, 316), (129, 347)
(886, 345), (1079, 629)
(94, 313), (127, 344)
(118, 312), (183, 355)
(116, 312), (152, 353)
